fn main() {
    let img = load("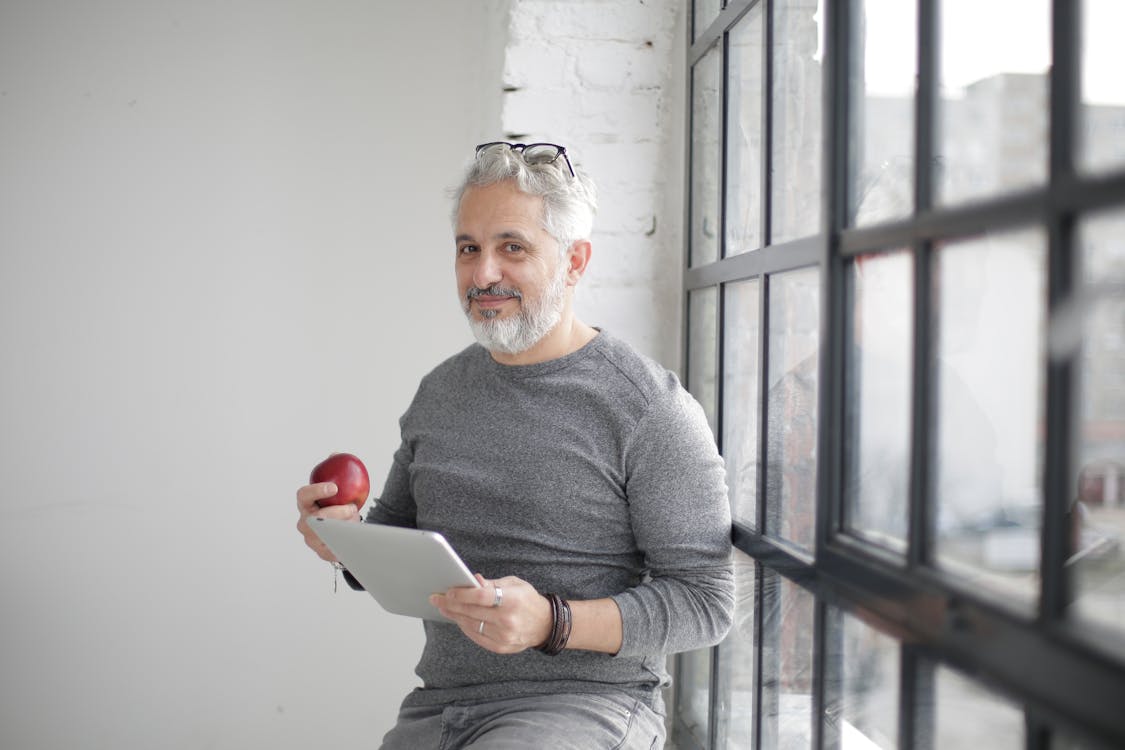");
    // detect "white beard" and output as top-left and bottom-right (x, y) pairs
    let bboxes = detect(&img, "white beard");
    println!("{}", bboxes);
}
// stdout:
(464, 265), (568, 355)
